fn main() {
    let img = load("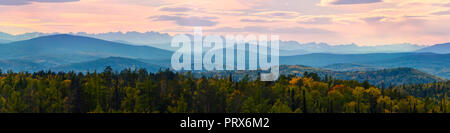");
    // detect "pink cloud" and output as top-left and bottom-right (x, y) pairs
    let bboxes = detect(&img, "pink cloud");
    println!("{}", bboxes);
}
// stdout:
(0, 0), (448, 46)
(0, 0), (79, 6)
